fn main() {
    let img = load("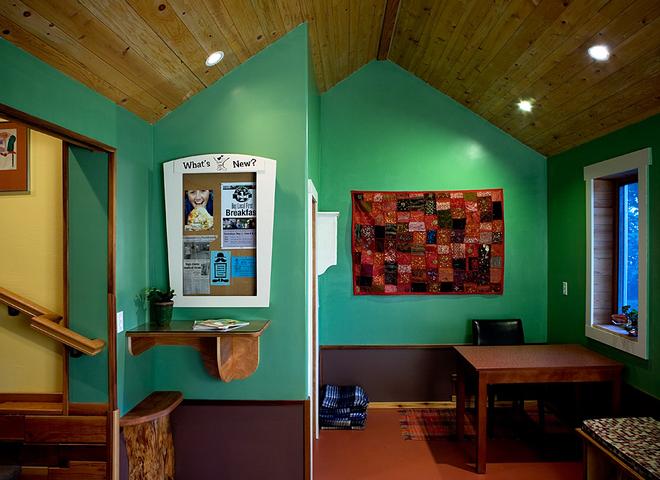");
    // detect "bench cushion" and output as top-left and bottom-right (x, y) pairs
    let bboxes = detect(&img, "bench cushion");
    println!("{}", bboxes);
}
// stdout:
(582, 417), (659, 480)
